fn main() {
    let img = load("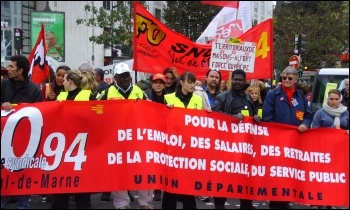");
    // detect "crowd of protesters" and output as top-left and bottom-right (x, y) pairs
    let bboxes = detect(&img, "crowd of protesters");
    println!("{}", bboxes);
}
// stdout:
(1, 55), (349, 209)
